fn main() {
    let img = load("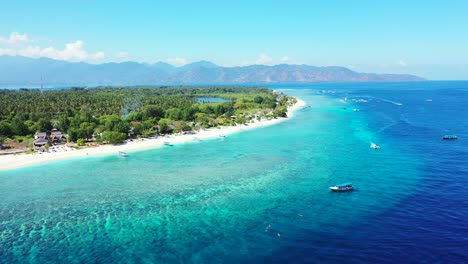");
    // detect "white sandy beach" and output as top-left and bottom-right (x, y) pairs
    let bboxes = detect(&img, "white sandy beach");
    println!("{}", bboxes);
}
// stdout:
(0, 98), (306, 171)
